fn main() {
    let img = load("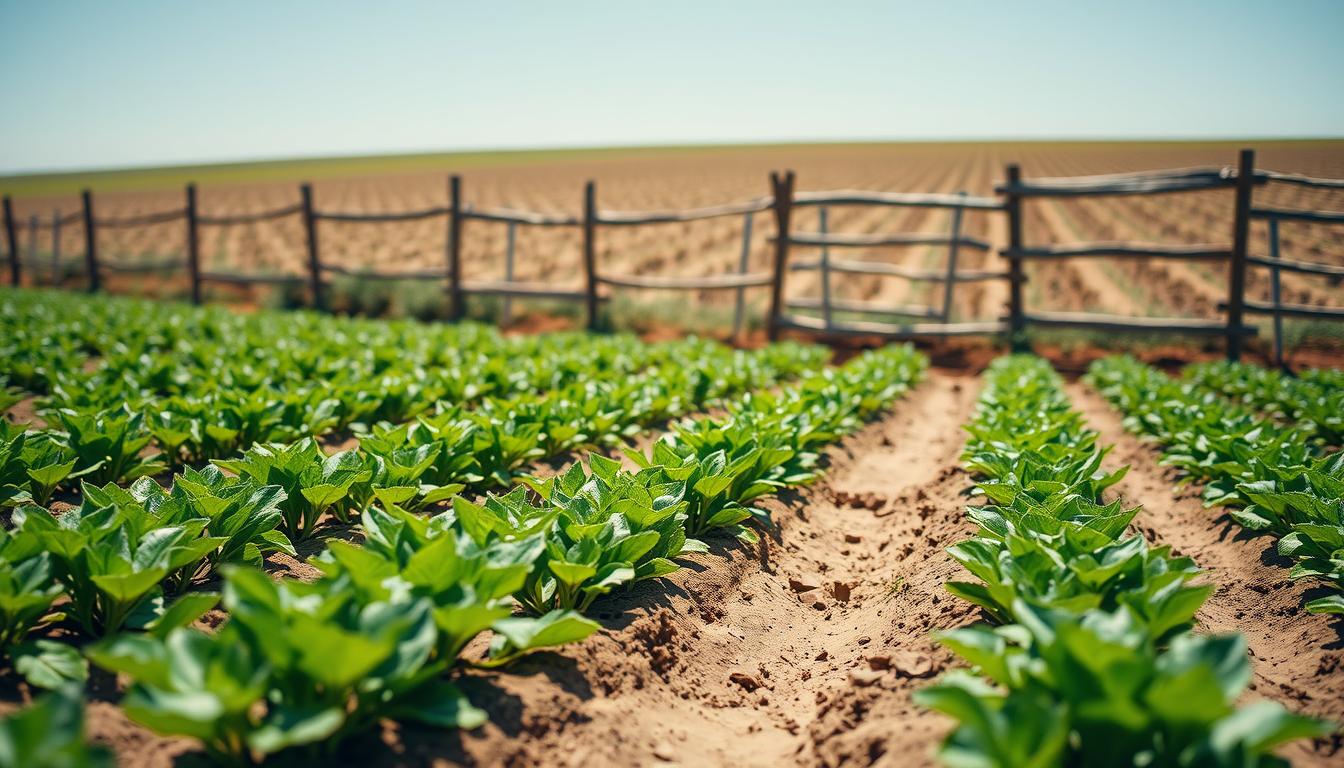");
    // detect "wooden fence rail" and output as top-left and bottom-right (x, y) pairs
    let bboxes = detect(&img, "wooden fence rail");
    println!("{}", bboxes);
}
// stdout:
(3, 149), (1342, 363)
